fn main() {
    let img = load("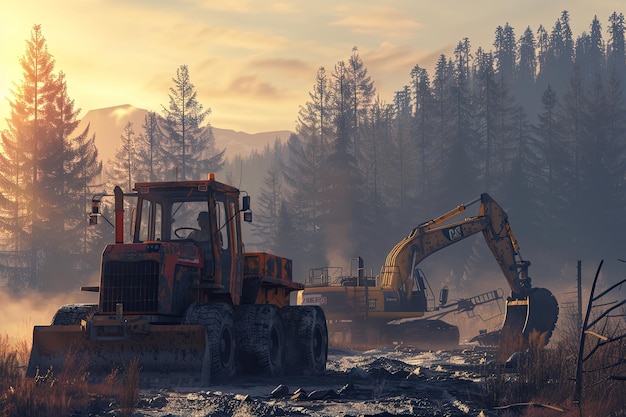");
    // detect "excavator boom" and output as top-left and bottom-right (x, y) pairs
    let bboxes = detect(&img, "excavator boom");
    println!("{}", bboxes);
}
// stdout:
(382, 194), (526, 296)
(381, 193), (558, 349)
